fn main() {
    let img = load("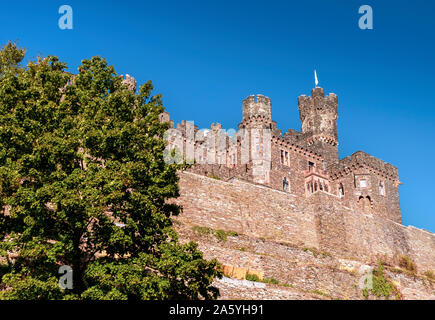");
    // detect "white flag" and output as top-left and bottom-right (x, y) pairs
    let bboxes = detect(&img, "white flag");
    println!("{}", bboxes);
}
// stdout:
(314, 70), (319, 87)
